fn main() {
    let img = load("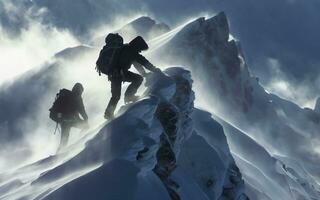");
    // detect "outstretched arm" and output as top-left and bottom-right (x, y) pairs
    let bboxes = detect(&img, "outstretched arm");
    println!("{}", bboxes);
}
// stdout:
(135, 54), (160, 72)
(132, 61), (147, 76)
